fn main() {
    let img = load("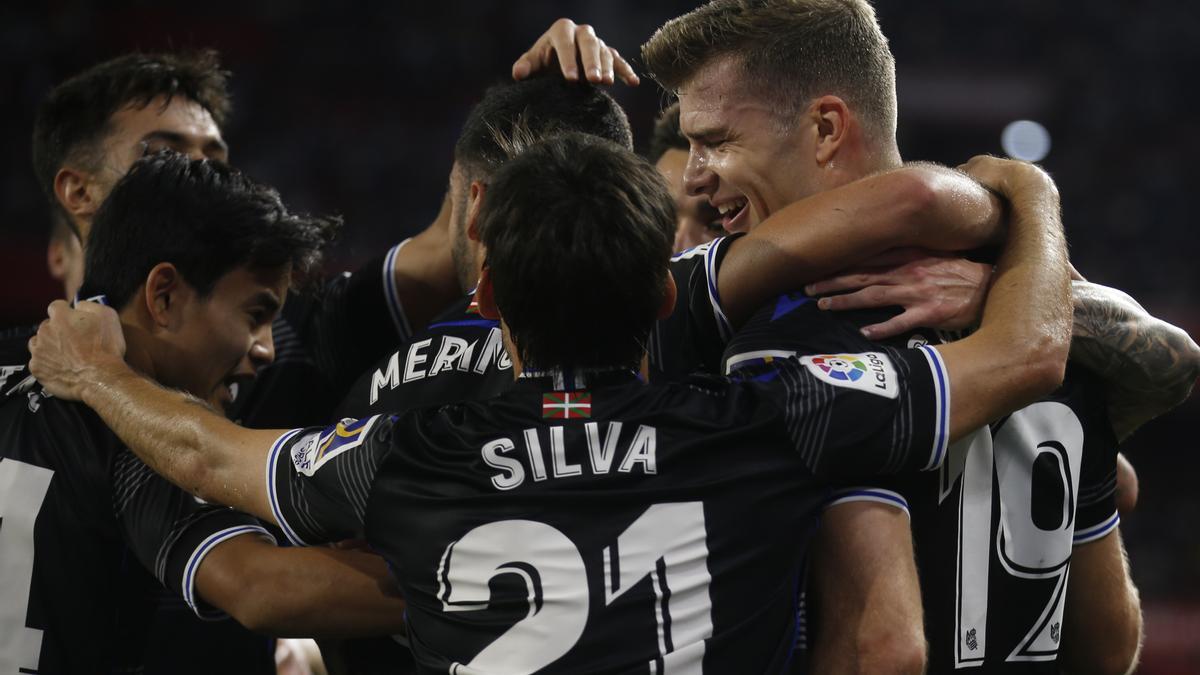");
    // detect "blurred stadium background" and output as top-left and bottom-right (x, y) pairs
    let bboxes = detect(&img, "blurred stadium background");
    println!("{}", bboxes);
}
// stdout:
(2, 1), (1197, 670)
